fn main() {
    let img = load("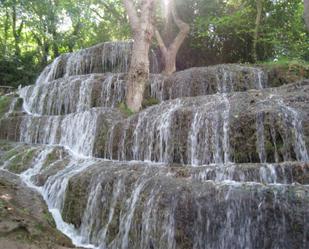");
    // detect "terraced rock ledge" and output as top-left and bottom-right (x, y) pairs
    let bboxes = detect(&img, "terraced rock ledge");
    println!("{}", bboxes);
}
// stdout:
(0, 41), (308, 249)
